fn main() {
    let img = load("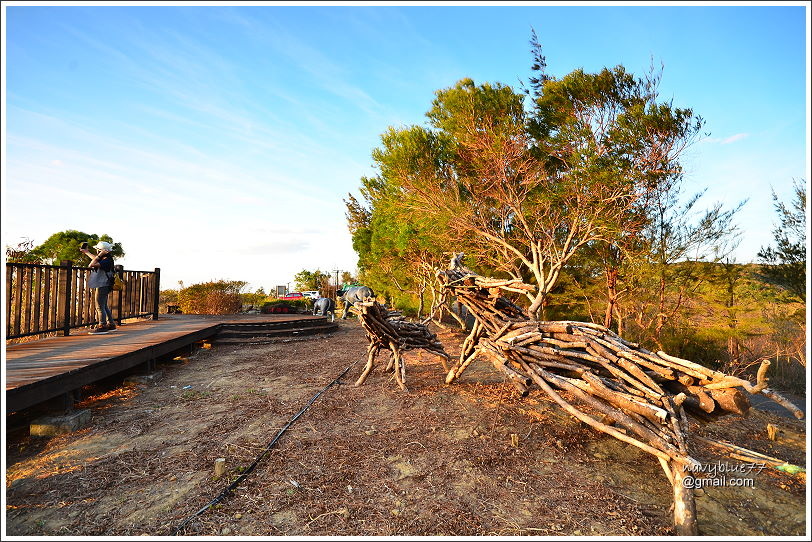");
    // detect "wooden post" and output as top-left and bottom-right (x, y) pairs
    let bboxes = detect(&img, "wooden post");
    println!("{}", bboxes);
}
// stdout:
(152, 267), (161, 320)
(61, 389), (80, 413)
(51, 266), (59, 330)
(12, 265), (23, 336)
(114, 264), (124, 325)
(671, 460), (698, 536)
(6, 264), (15, 336)
(22, 266), (32, 334)
(33, 266), (42, 334)
(59, 260), (73, 336)
(391, 345), (406, 392)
